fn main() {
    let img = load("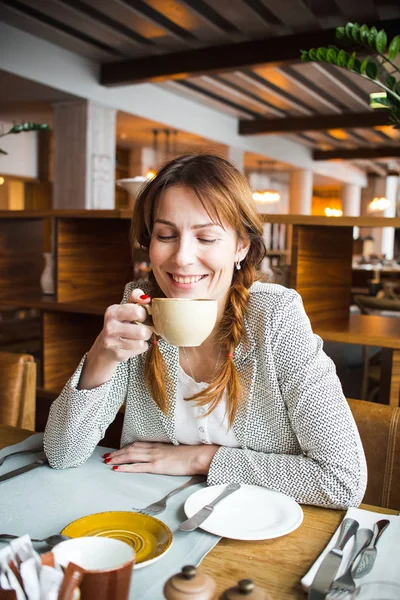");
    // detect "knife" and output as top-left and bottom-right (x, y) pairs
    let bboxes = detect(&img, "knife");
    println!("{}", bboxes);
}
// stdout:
(179, 482), (241, 531)
(308, 517), (359, 600)
(0, 452), (48, 483)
